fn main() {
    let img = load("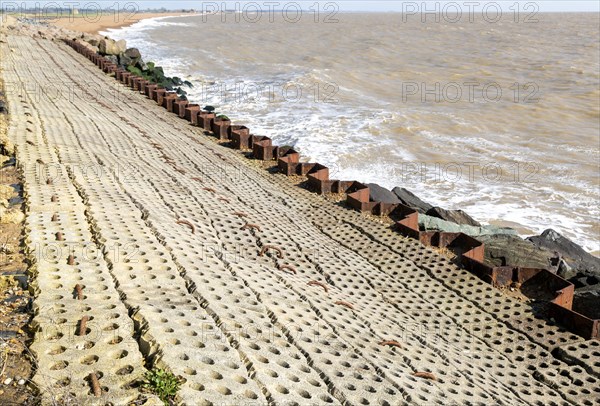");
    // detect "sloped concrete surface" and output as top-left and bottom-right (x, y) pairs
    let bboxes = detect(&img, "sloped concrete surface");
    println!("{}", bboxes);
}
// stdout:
(1, 34), (599, 405)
